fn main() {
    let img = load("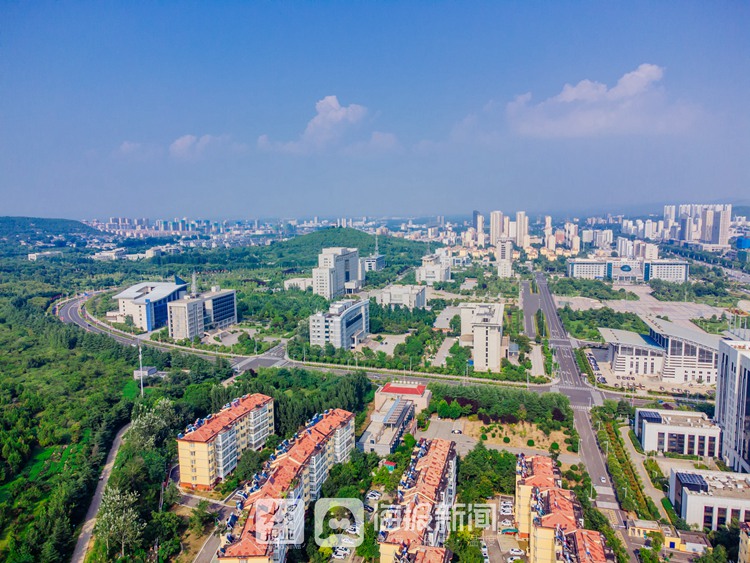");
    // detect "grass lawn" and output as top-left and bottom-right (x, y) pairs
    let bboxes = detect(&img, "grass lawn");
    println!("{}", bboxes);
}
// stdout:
(691, 317), (729, 334)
